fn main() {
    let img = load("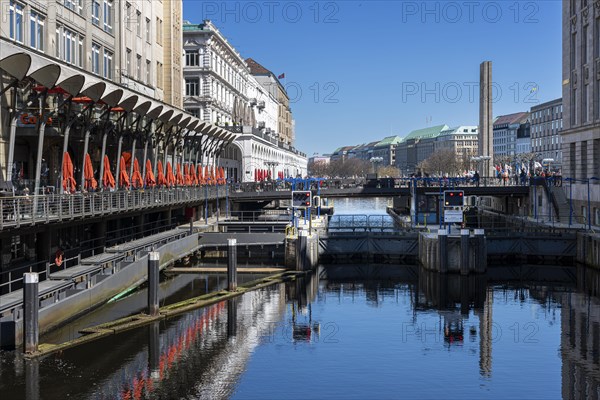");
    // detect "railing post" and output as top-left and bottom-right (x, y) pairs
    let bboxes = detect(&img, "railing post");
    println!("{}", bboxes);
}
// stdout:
(23, 272), (39, 354)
